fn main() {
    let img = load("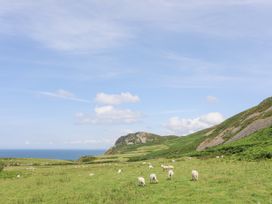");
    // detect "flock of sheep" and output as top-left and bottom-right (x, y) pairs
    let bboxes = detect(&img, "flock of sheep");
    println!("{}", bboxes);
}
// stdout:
(117, 161), (199, 187)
